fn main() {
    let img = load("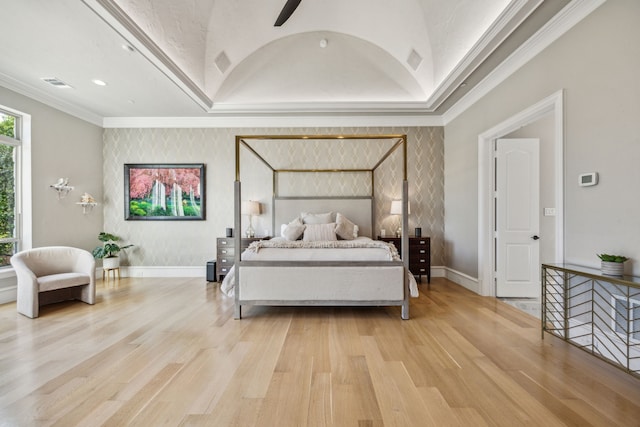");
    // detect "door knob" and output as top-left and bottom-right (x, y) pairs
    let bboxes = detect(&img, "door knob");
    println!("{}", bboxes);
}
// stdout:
(532, 235), (540, 240)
